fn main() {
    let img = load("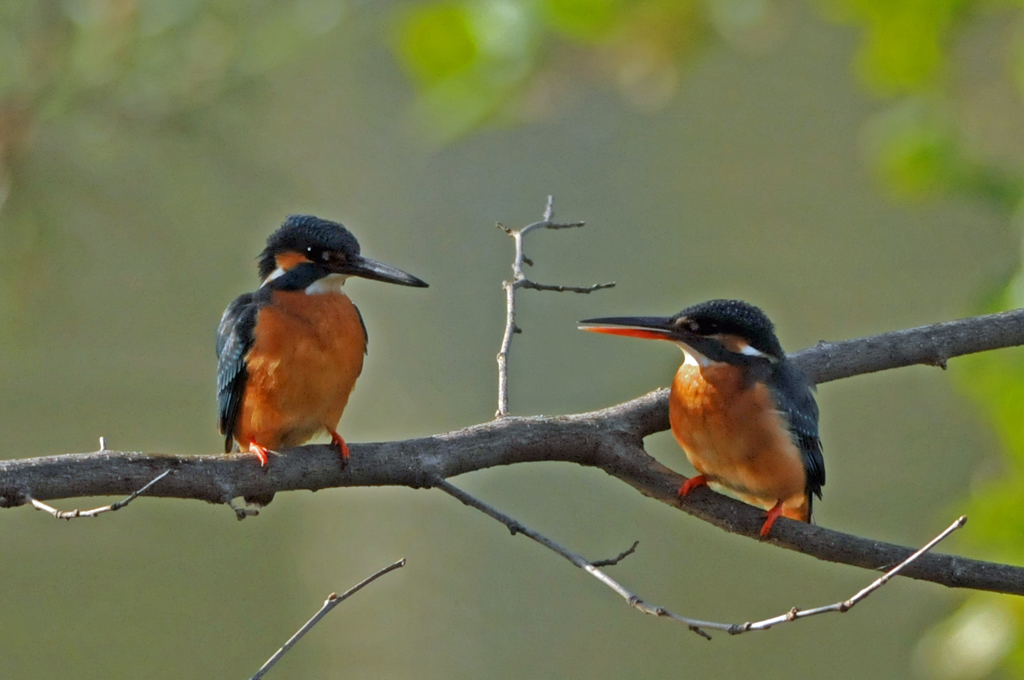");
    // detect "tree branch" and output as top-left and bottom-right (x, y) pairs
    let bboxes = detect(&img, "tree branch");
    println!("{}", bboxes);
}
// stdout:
(249, 558), (406, 679)
(2, 310), (1024, 595)
(439, 478), (967, 636)
(28, 469), (172, 519)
